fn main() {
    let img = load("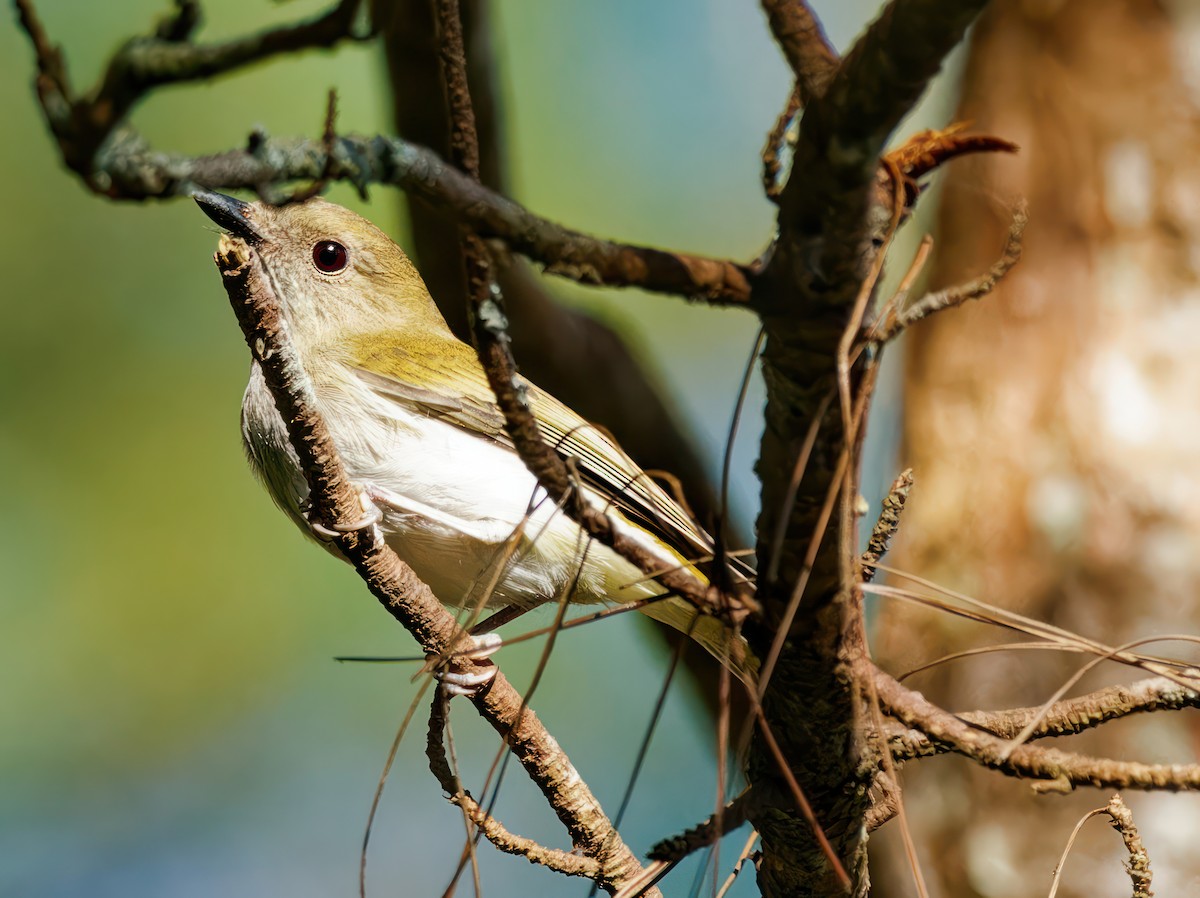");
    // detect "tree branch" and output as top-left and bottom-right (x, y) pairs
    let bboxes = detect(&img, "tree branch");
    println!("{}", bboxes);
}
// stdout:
(647, 789), (753, 862)
(760, 0), (839, 104)
(424, 0), (752, 630)
(860, 468), (913, 582)
(212, 237), (649, 894)
(13, 0), (752, 305)
(425, 690), (601, 879)
(873, 665), (1200, 792)
(871, 200), (1026, 342)
(14, 0), (364, 181)
(886, 675), (1200, 762)
(1102, 794), (1154, 898)
(769, 0), (991, 306)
